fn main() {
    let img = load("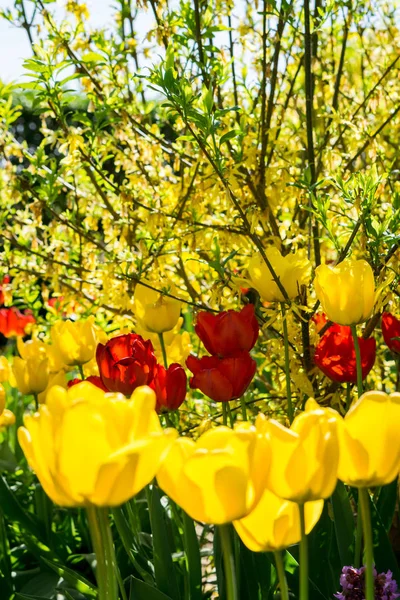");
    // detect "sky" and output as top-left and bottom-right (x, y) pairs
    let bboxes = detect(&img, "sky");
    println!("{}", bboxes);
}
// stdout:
(0, 0), (153, 82)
